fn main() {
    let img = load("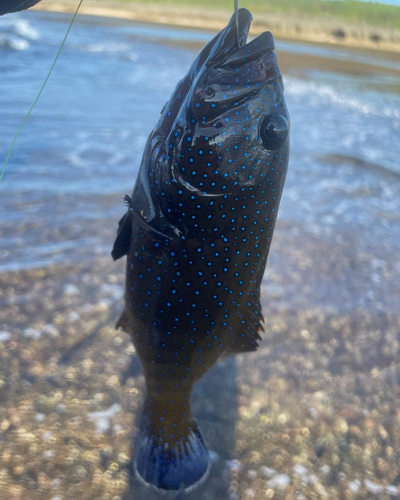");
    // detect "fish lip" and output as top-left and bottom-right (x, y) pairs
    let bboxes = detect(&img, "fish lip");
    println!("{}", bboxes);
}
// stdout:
(220, 31), (276, 68)
(234, 8), (254, 49)
(191, 22), (280, 121)
(205, 9), (276, 70)
(205, 8), (253, 67)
